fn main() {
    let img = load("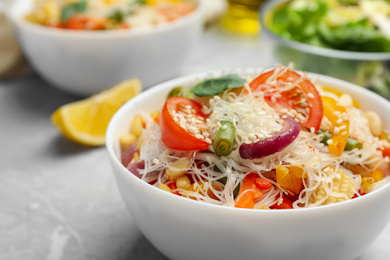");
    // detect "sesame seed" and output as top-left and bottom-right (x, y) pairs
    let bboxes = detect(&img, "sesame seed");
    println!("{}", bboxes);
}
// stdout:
(336, 118), (343, 124)
(327, 139), (333, 145)
(195, 134), (204, 139)
(205, 138), (212, 144)
(281, 108), (288, 114)
(333, 127), (340, 134)
(153, 158), (160, 165)
(307, 93), (315, 99)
